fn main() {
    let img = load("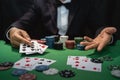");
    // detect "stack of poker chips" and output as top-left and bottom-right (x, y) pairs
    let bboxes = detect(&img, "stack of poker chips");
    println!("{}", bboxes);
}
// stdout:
(65, 40), (75, 49)
(44, 35), (85, 50)
(45, 36), (55, 49)
(108, 65), (120, 78)
(74, 37), (85, 50)
(59, 36), (69, 46)
(54, 42), (63, 50)
(0, 62), (14, 70)
(45, 35), (63, 50)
